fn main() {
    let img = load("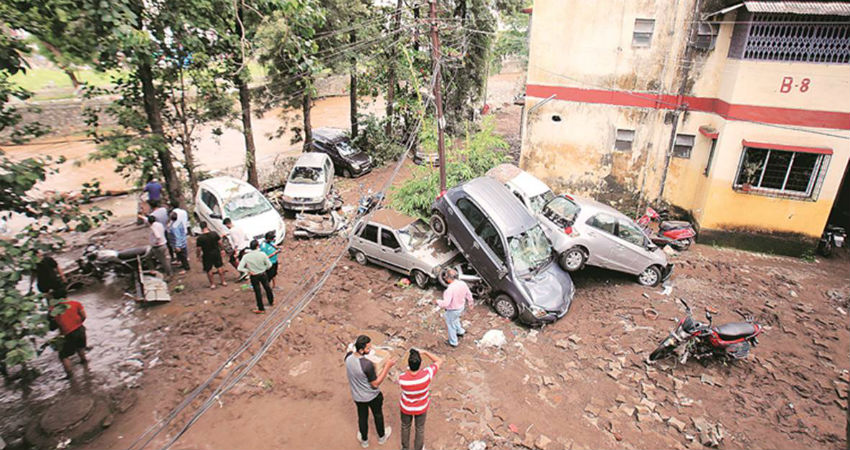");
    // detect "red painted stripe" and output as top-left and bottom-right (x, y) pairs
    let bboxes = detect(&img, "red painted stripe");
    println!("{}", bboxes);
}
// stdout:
(525, 84), (850, 130)
(742, 140), (833, 155)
